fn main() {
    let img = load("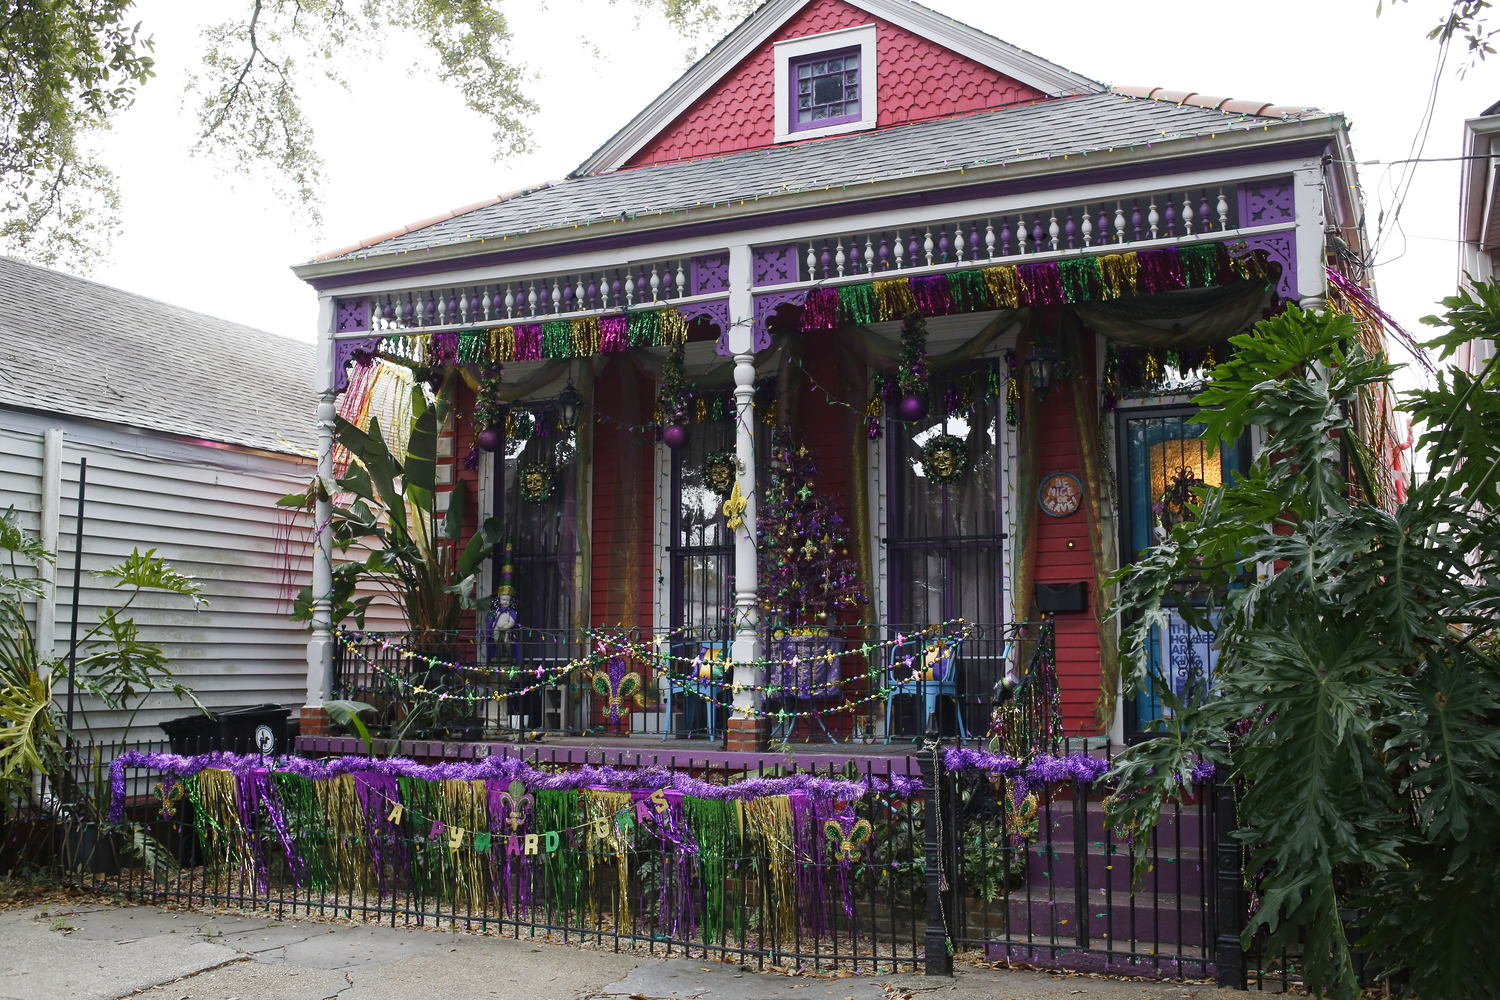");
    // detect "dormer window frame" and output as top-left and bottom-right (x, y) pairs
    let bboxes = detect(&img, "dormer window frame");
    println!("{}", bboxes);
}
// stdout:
(773, 24), (878, 144)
